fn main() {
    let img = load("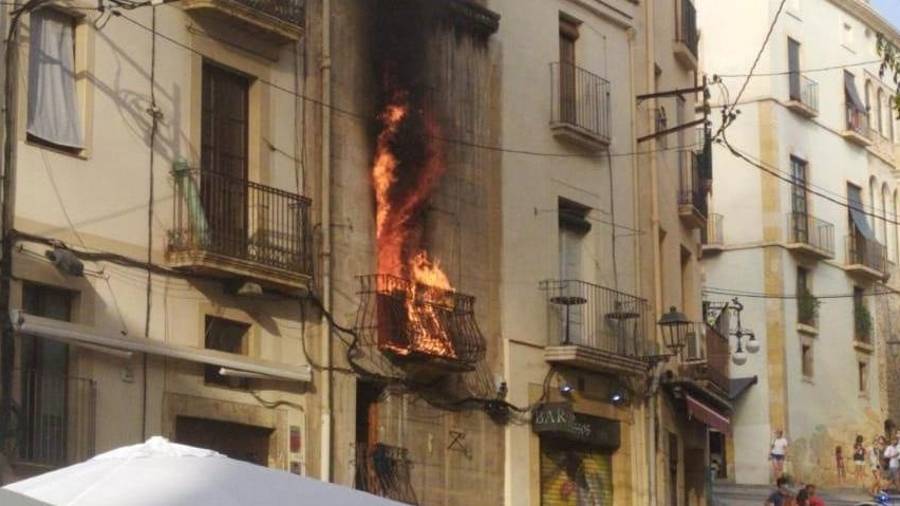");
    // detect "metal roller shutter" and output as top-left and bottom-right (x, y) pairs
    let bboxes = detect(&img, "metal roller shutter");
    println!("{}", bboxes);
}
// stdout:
(540, 438), (613, 505)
